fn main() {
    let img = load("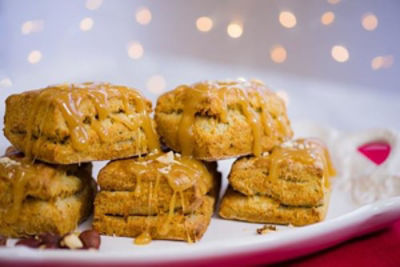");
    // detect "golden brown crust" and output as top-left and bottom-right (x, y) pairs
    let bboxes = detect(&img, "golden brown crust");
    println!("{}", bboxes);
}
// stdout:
(0, 177), (96, 238)
(155, 80), (293, 160)
(93, 195), (215, 242)
(218, 187), (329, 226)
(4, 82), (158, 164)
